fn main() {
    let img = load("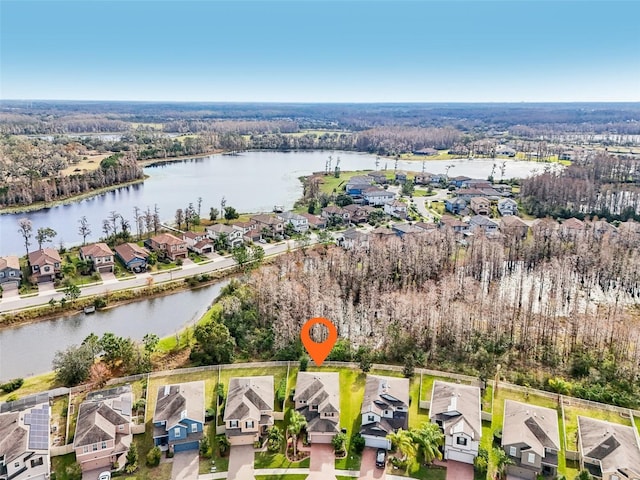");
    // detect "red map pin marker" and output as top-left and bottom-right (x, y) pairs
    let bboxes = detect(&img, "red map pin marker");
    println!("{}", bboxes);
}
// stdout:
(301, 317), (338, 367)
